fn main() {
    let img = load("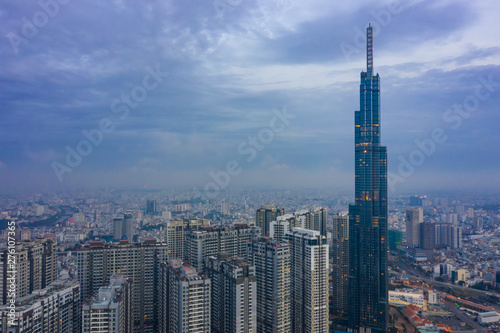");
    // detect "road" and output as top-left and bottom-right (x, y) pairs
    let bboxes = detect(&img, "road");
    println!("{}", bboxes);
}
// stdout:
(392, 256), (500, 300)
(444, 300), (487, 332)
(390, 307), (415, 333)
